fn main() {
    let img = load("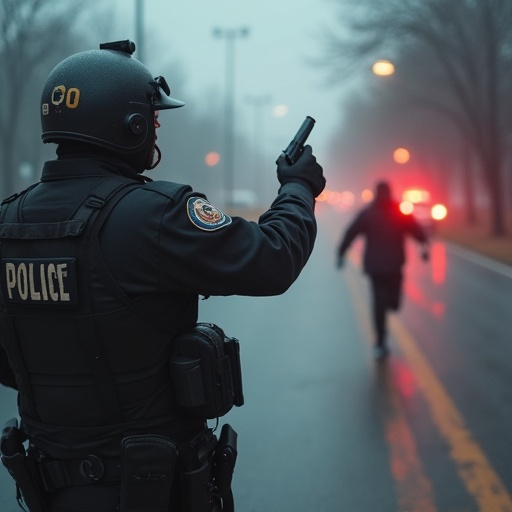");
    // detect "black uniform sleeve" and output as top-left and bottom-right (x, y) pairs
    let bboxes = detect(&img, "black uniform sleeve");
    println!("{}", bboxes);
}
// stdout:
(158, 181), (318, 297)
